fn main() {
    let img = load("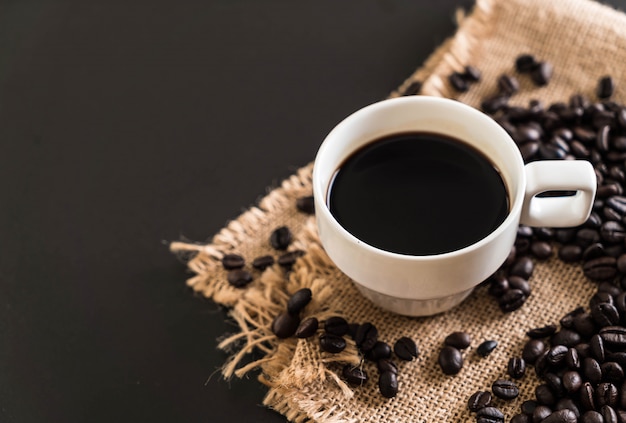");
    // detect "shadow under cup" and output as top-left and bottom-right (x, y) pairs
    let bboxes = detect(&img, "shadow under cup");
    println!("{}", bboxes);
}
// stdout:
(312, 97), (527, 316)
